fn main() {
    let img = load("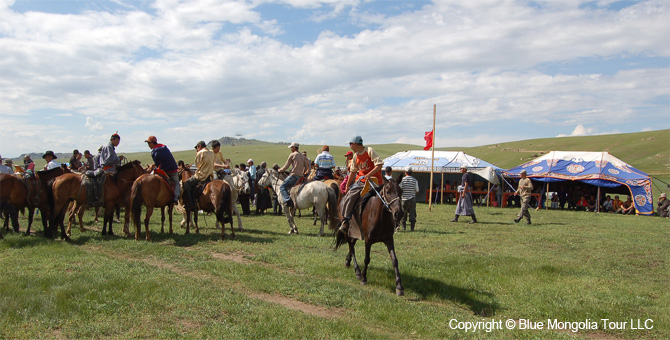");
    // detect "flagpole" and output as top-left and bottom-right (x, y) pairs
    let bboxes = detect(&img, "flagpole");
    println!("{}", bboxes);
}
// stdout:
(429, 105), (436, 212)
